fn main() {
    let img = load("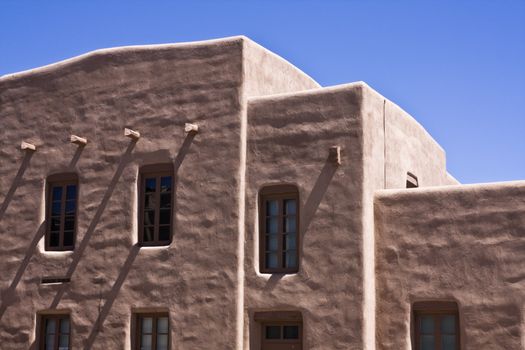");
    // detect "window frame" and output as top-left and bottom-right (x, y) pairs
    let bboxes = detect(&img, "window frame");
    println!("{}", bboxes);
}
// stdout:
(138, 164), (174, 247)
(413, 301), (460, 350)
(45, 173), (79, 251)
(259, 185), (300, 274)
(39, 314), (71, 350)
(134, 312), (170, 350)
